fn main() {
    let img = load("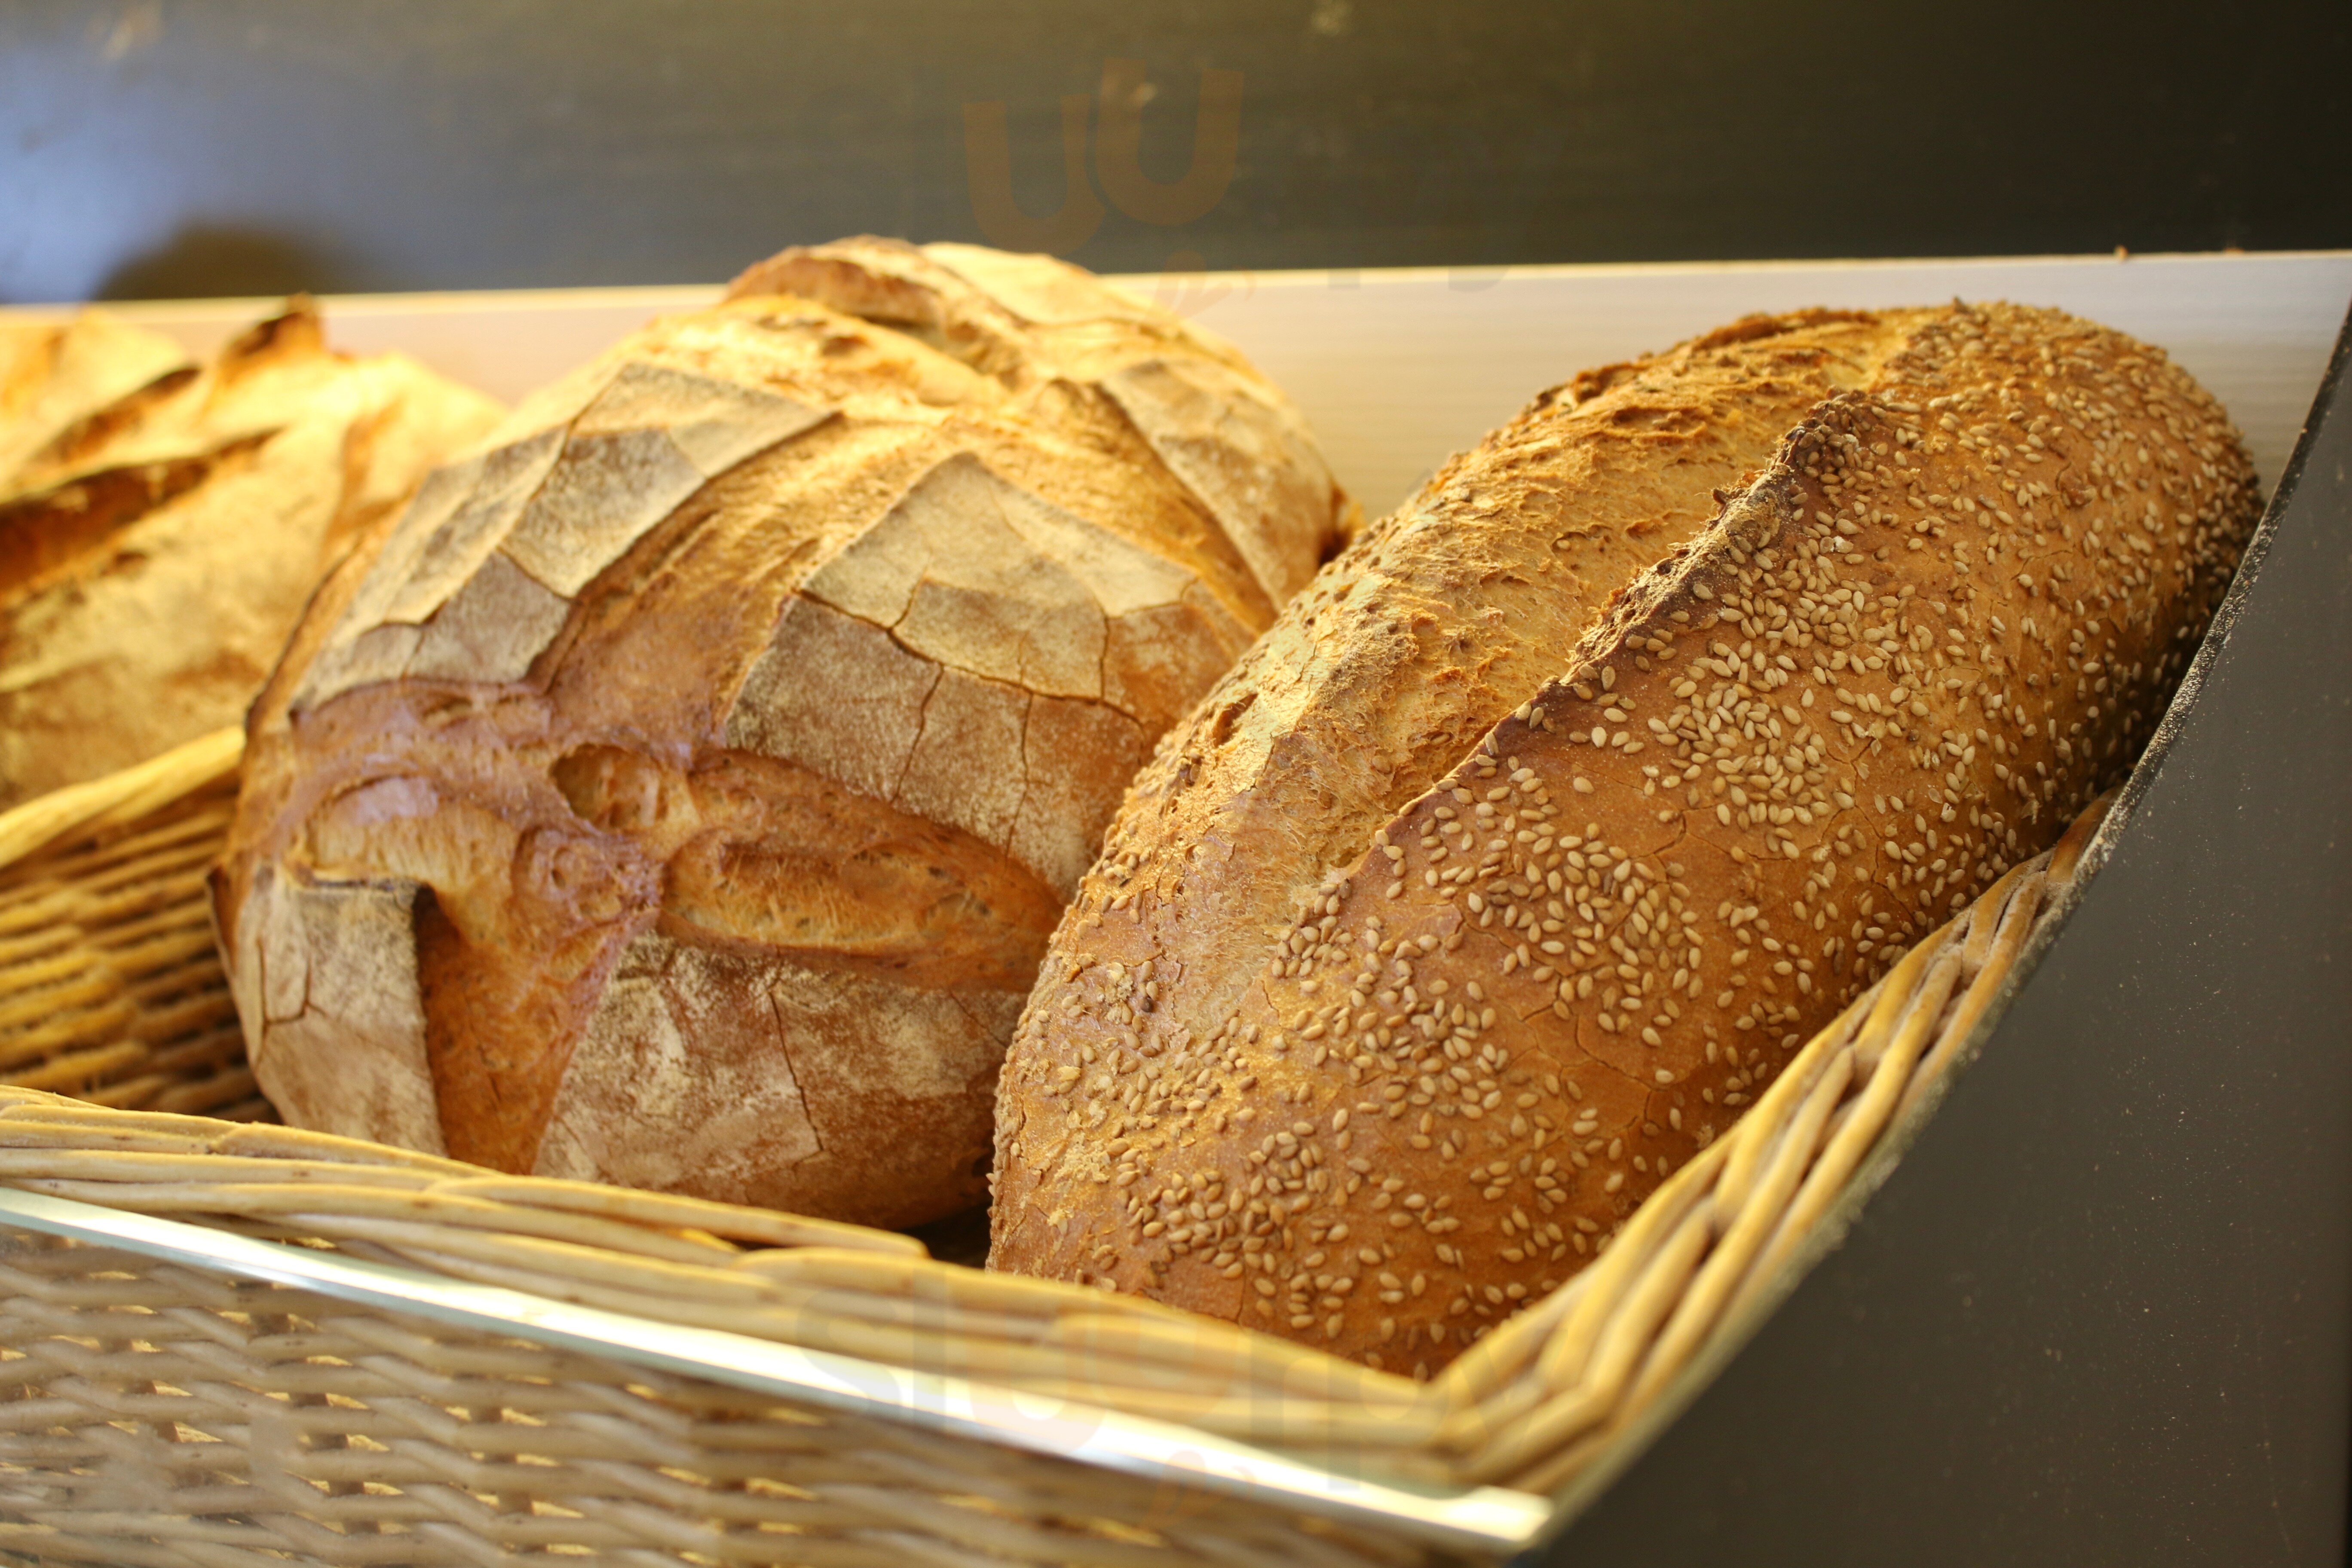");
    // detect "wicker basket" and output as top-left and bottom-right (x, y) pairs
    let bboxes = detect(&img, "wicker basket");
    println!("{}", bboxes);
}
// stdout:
(0, 727), (2113, 1566)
